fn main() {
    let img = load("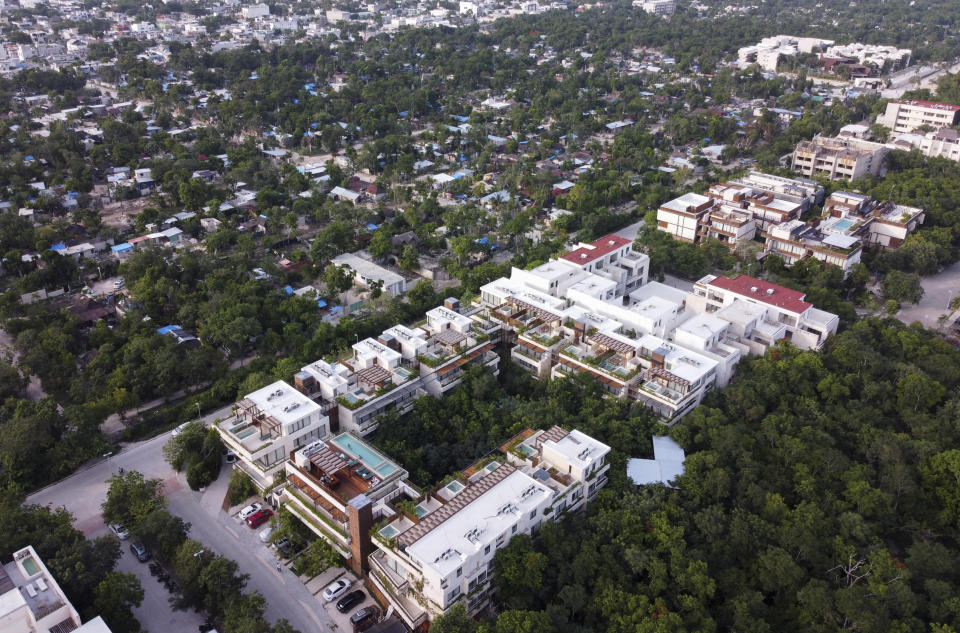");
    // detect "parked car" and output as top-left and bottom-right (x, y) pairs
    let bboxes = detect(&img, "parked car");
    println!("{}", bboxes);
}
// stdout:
(350, 605), (380, 632)
(245, 509), (273, 528)
(275, 536), (292, 557)
(110, 524), (130, 540)
(238, 503), (262, 520)
(336, 590), (365, 613)
(225, 450), (238, 464)
(322, 578), (351, 602)
(129, 542), (151, 562)
(259, 525), (275, 543)
(172, 421), (191, 437)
